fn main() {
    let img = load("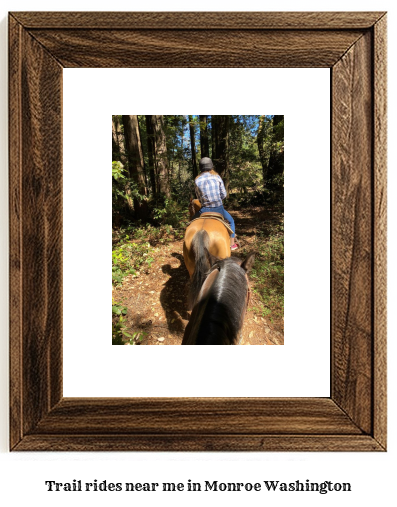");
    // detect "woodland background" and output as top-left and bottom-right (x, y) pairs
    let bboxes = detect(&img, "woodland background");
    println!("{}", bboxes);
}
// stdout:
(112, 115), (284, 345)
